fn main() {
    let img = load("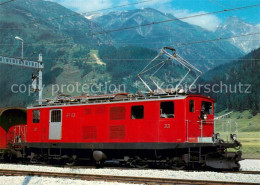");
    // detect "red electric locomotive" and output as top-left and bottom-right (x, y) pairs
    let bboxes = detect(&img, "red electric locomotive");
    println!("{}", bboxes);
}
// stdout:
(4, 47), (242, 170)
